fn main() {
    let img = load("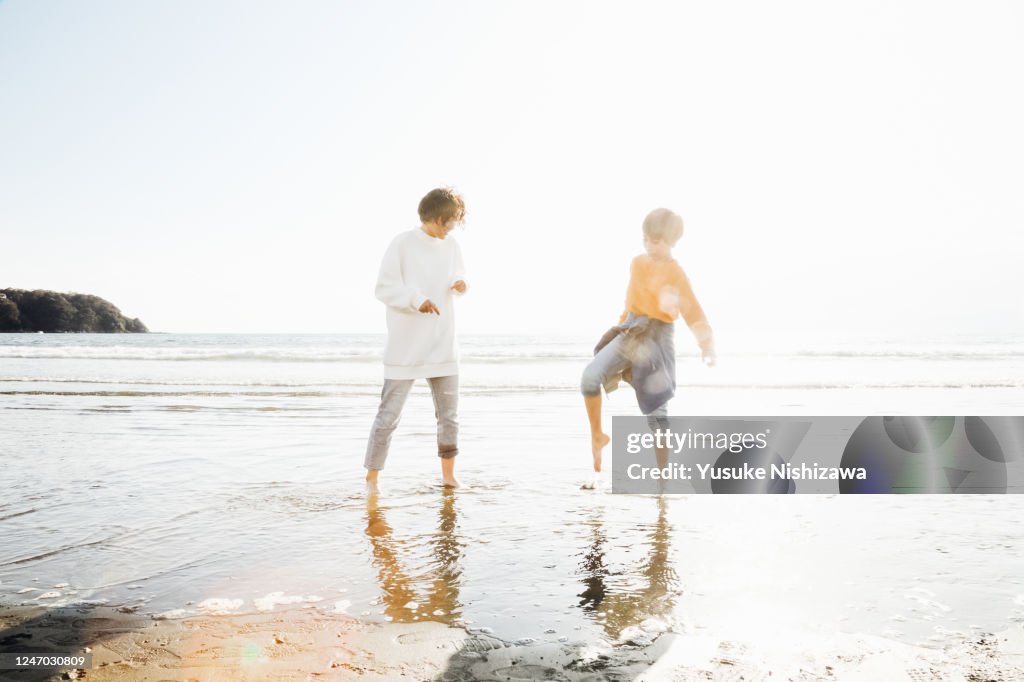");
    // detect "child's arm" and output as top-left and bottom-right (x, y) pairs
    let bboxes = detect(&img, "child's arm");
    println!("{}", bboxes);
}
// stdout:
(677, 272), (715, 366)
(449, 240), (467, 295)
(374, 237), (429, 313)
